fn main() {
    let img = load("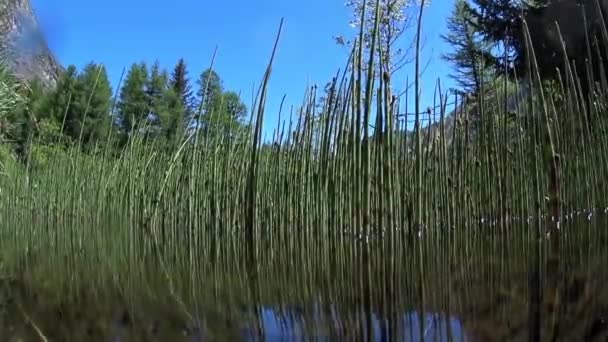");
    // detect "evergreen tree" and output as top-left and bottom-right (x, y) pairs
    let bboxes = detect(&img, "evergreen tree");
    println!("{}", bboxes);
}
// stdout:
(464, 0), (551, 77)
(523, 0), (608, 86)
(157, 87), (185, 143)
(47, 65), (78, 134)
(146, 61), (169, 135)
(147, 61), (169, 108)
(9, 78), (53, 156)
(466, 0), (524, 75)
(170, 58), (194, 114)
(195, 69), (247, 140)
(117, 62), (149, 137)
(442, 0), (494, 95)
(196, 69), (222, 119)
(207, 91), (248, 143)
(69, 63), (113, 148)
